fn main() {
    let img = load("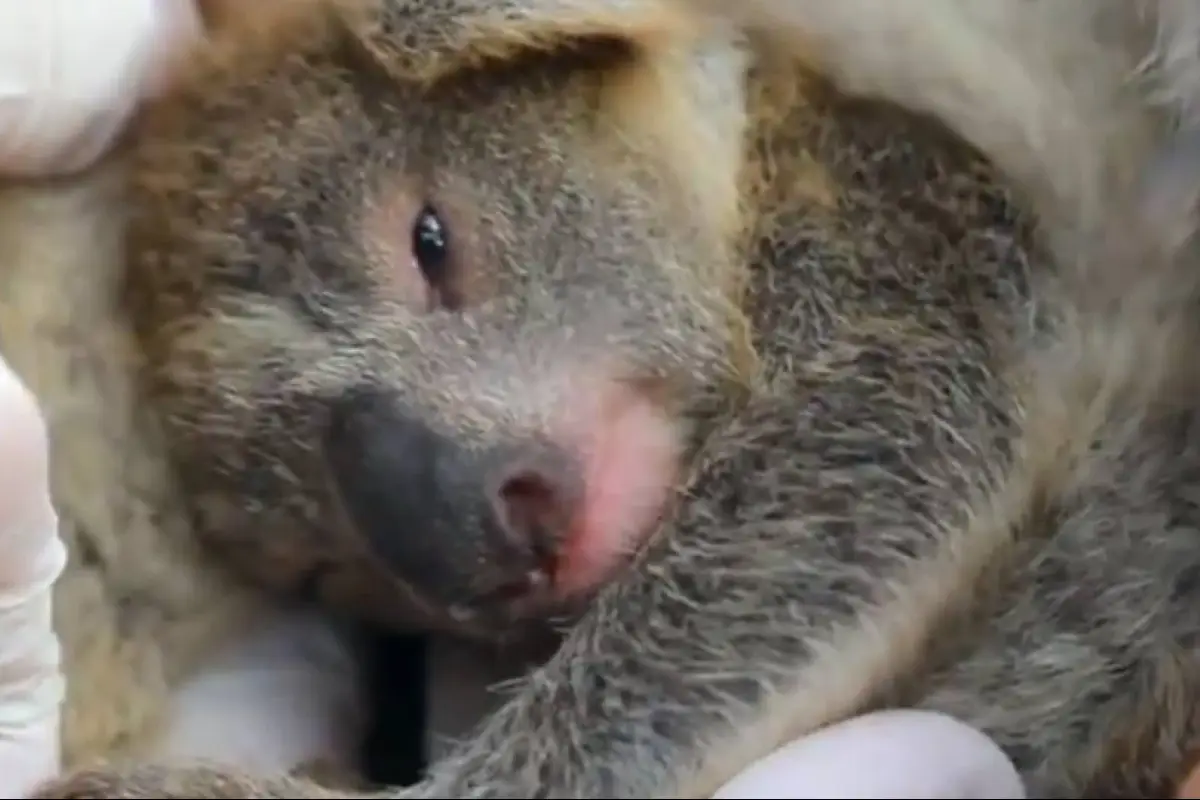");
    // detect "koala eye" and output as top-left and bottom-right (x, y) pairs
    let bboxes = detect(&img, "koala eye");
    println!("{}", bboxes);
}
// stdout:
(412, 204), (450, 287)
